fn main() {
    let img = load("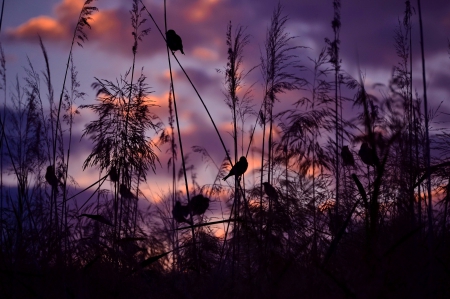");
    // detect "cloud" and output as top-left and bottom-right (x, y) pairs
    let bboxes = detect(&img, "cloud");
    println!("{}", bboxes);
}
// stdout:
(5, 0), (82, 43)
(6, 16), (67, 41)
